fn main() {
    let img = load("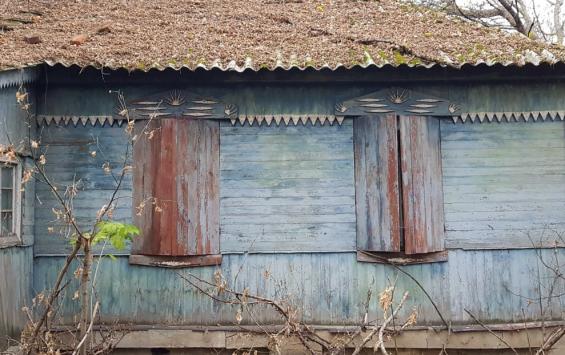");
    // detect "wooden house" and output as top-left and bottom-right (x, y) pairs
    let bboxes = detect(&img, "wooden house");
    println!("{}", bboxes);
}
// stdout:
(1, 0), (564, 353)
